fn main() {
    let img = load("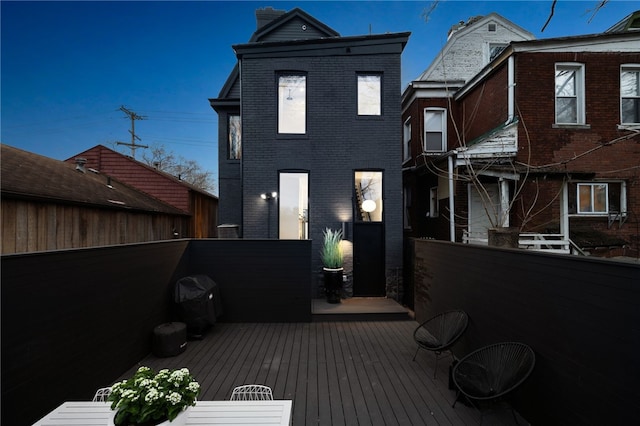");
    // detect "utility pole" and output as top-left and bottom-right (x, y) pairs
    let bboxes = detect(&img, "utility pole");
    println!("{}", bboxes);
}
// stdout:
(116, 105), (148, 158)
